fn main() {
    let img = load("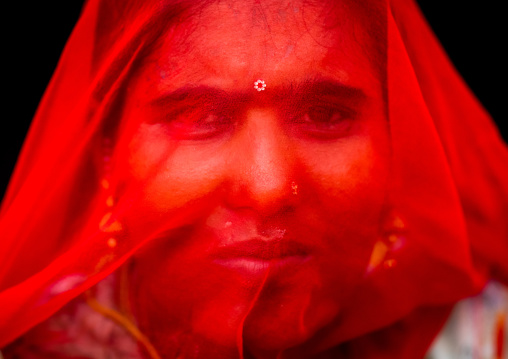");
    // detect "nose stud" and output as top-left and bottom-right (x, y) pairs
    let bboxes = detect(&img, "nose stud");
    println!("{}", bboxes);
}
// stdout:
(291, 181), (298, 195)
(254, 79), (266, 91)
